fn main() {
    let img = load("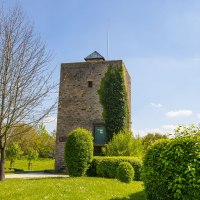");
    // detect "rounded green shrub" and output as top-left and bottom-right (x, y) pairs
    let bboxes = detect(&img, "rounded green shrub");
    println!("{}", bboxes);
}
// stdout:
(142, 137), (200, 200)
(64, 128), (93, 176)
(117, 162), (134, 183)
